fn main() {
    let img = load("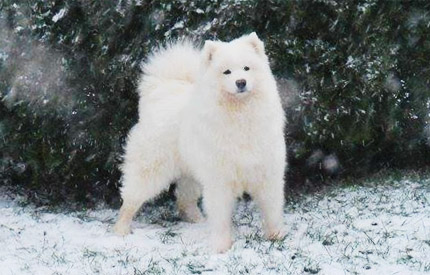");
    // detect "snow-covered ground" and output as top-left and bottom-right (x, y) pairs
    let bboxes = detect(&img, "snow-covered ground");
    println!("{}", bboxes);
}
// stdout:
(1, 177), (429, 274)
